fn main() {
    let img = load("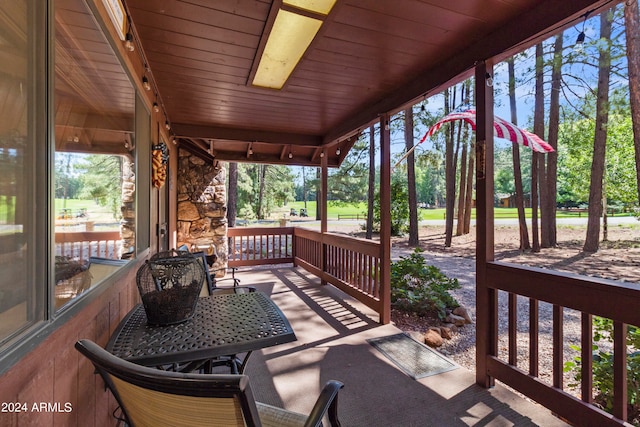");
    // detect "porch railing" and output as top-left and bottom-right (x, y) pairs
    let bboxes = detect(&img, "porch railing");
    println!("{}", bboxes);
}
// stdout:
(481, 262), (640, 426)
(226, 226), (383, 315)
(293, 228), (381, 313)
(227, 227), (294, 266)
(55, 231), (121, 260)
